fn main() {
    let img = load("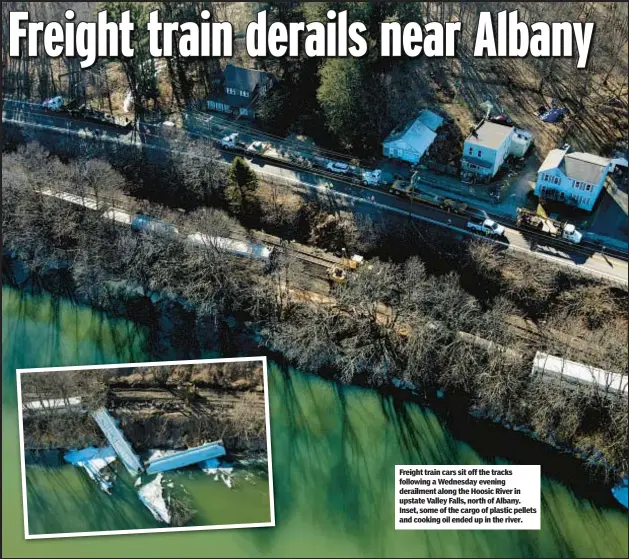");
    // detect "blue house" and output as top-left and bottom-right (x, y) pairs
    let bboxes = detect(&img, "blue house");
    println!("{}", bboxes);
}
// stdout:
(535, 148), (611, 211)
